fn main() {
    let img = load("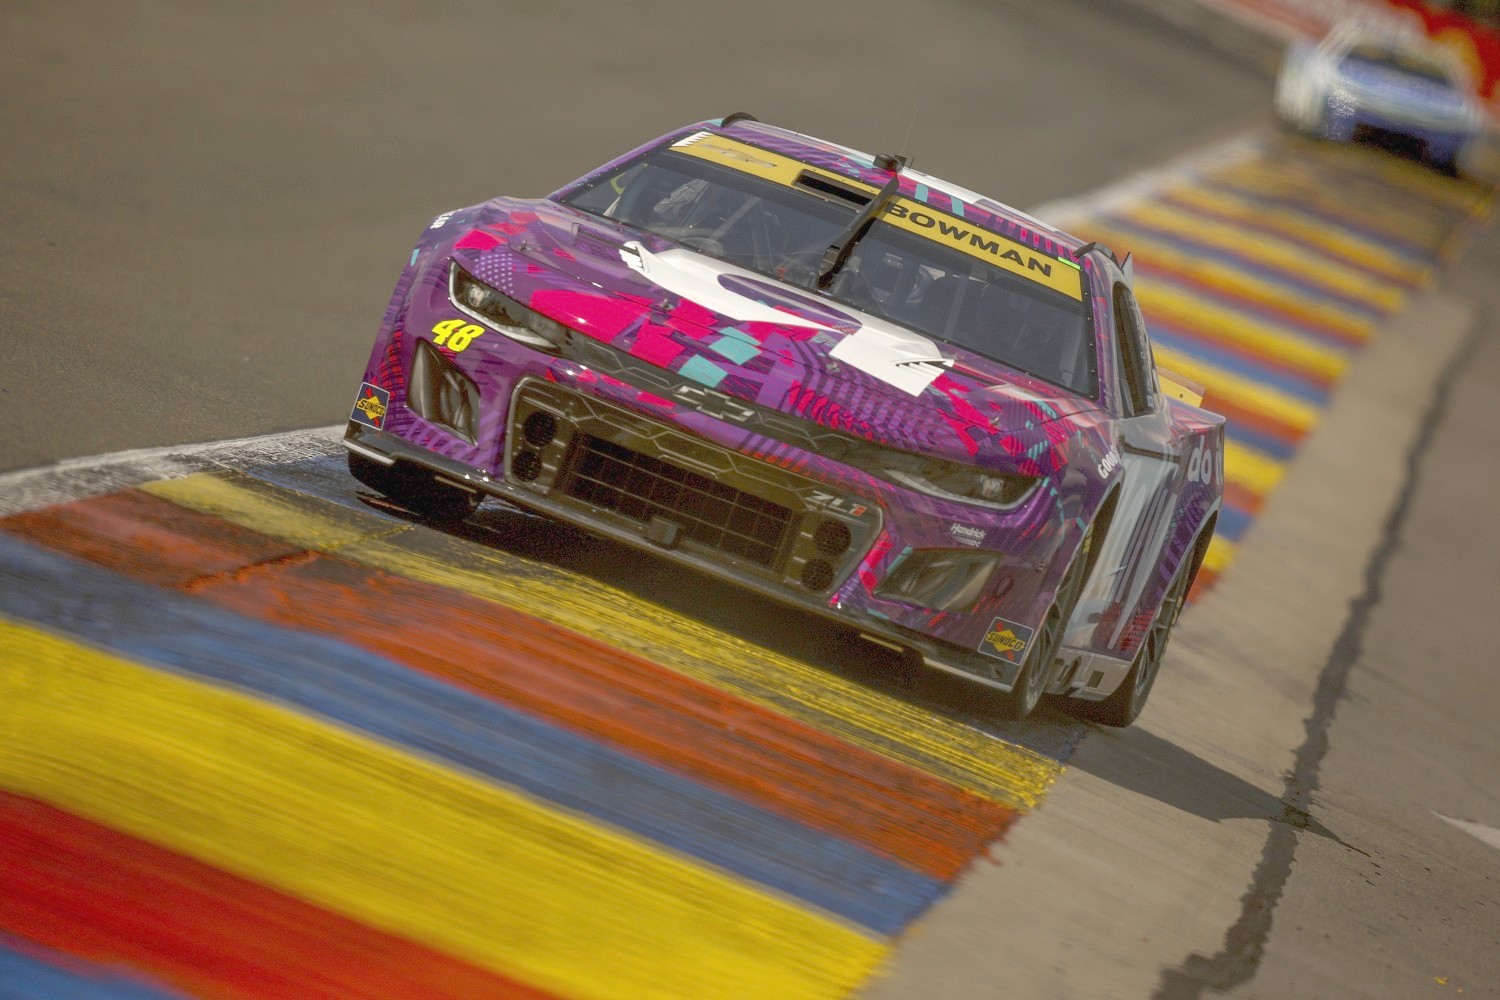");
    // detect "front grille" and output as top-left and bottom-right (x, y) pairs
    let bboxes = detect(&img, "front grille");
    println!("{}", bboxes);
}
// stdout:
(1352, 123), (1427, 161)
(507, 378), (881, 593)
(563, 435), (793, 568)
